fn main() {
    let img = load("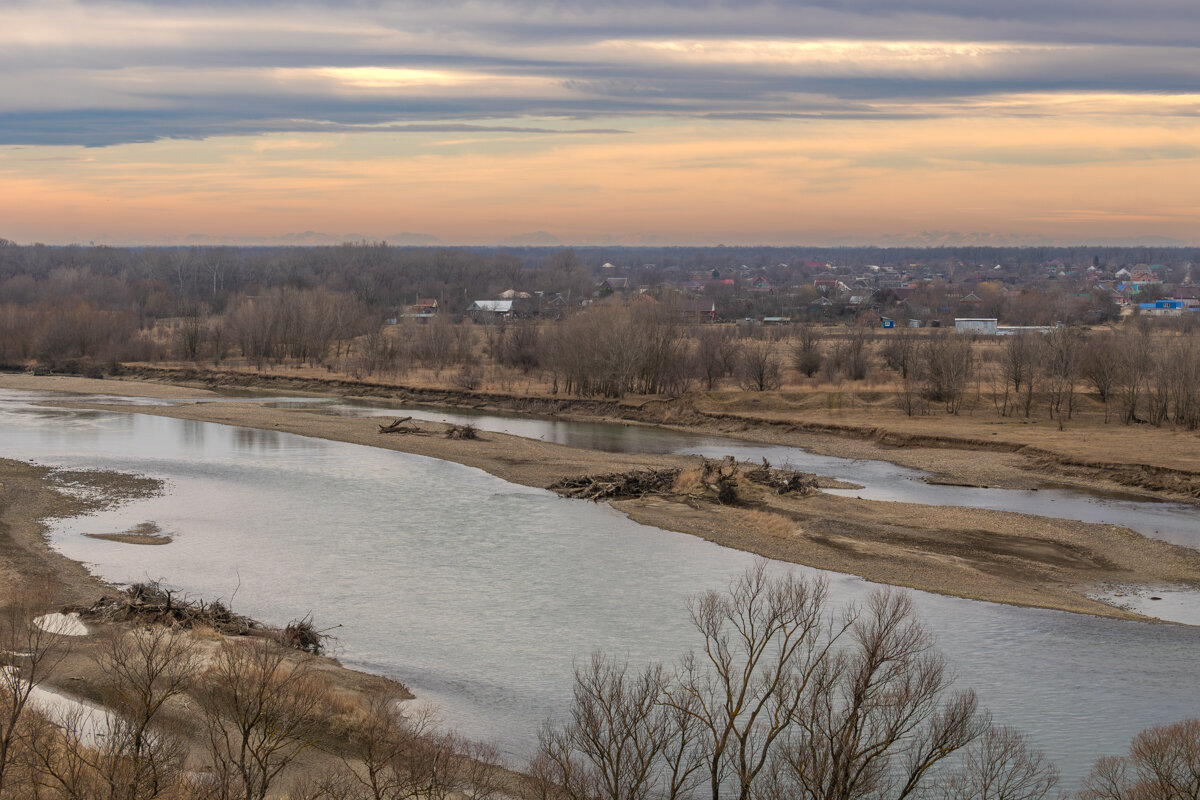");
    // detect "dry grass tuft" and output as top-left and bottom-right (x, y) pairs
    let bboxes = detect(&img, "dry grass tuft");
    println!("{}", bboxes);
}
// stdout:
(673, 467), (705, 494)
